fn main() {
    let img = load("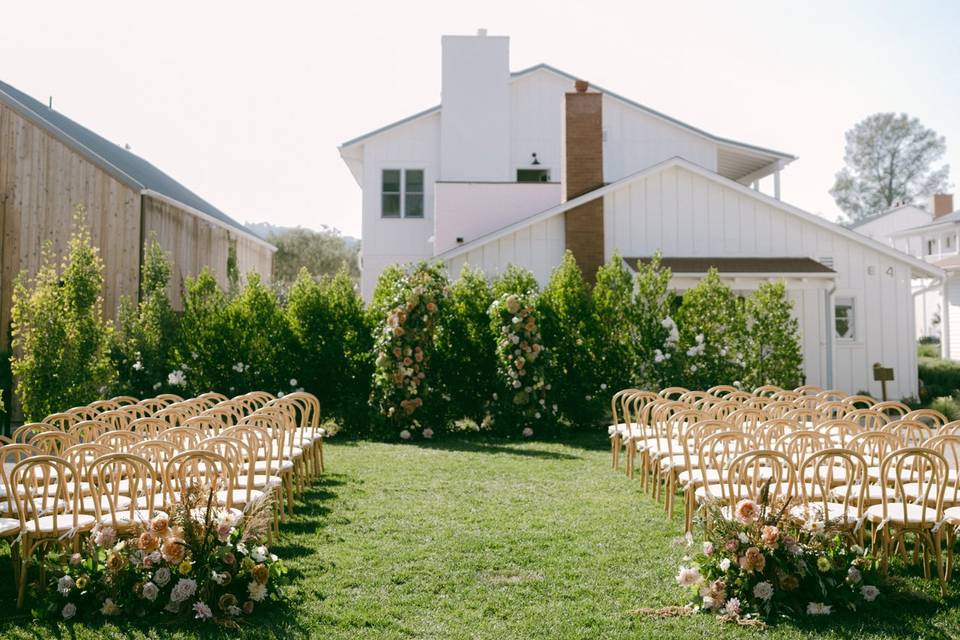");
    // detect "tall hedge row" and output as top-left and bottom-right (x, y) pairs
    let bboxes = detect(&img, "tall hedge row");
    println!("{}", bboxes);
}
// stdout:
(9, 219), (806, 435)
